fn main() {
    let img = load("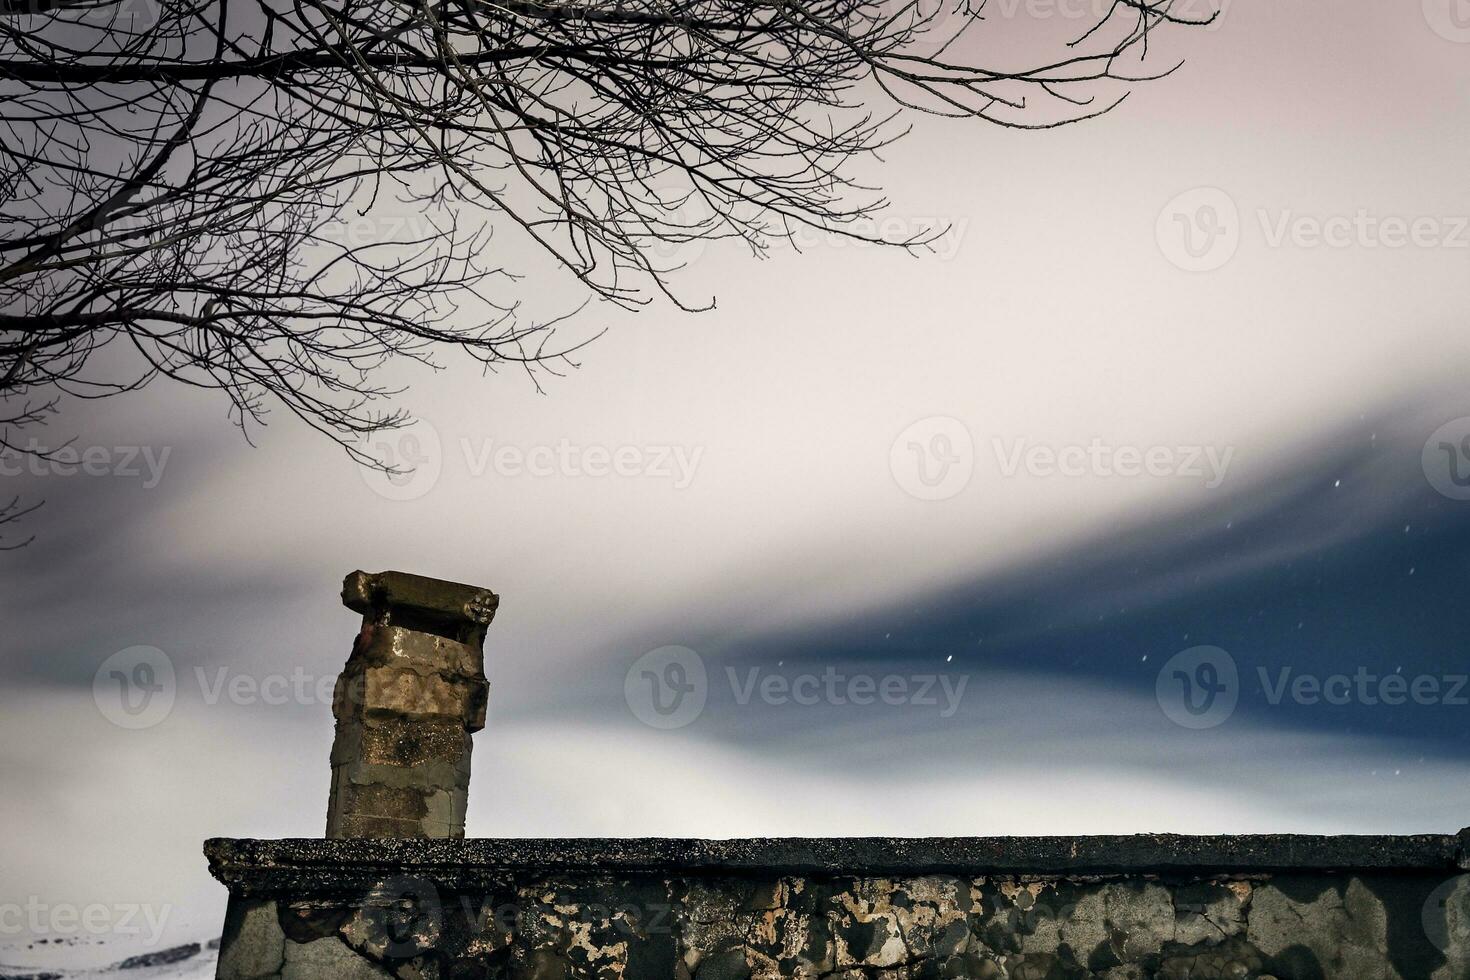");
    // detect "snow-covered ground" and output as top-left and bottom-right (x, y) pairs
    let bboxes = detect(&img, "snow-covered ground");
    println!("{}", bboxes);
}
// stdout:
(0, 941), (217, 979)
